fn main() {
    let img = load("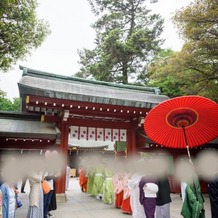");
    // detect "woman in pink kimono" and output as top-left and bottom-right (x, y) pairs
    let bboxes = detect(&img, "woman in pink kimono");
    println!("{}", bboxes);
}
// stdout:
(113, 171), (124, 208)
(120, 172), (132, 214)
